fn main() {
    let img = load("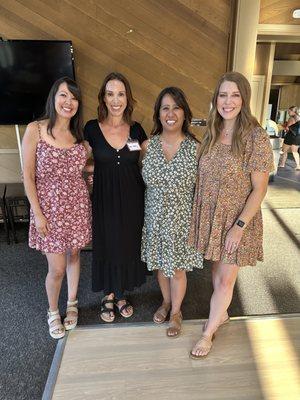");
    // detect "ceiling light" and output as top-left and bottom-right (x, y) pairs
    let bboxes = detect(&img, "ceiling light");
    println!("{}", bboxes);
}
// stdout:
(292, 9), (300, 18)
